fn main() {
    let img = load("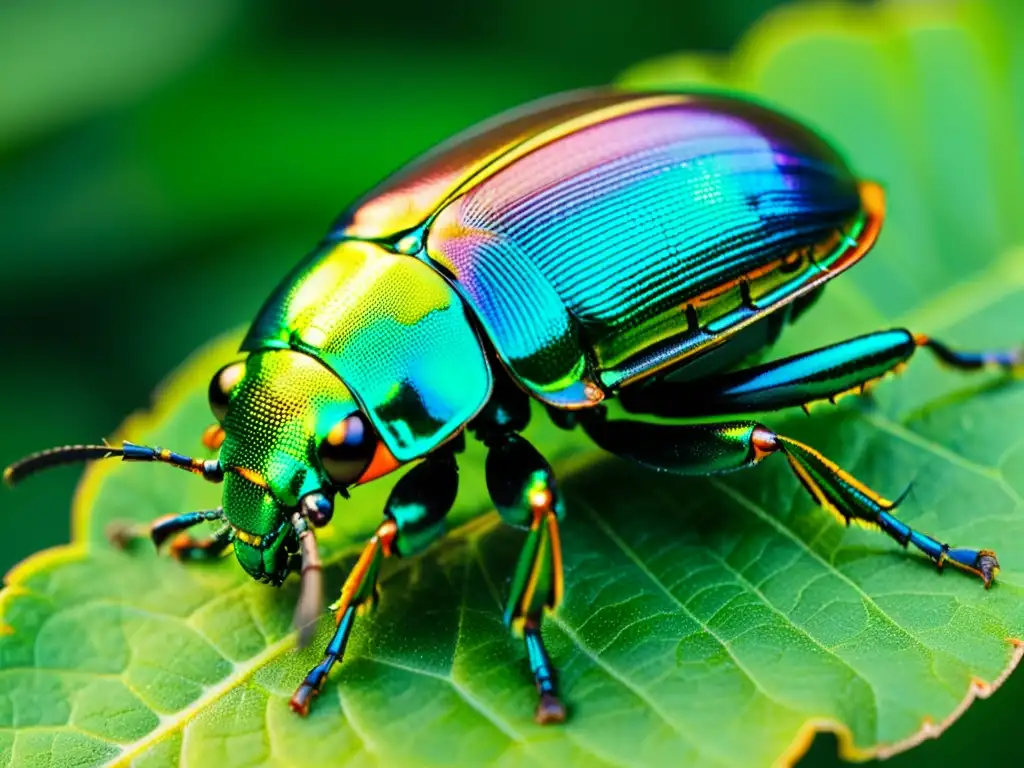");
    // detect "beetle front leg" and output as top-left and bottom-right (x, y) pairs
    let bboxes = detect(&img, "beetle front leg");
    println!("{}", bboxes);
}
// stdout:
(485, 433), (567, 724)
(582, 413), (999, 587)
(166, 524), (234, 560)
(619, 329), (1022, 418)
(290, 451), (458, 716)
(106, 508), (227, 559)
